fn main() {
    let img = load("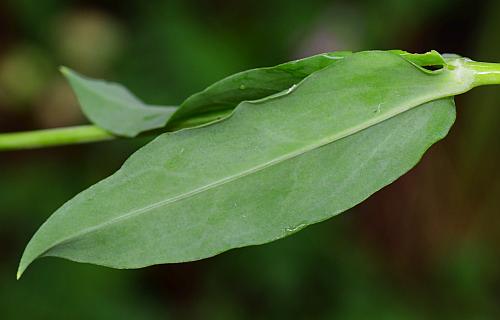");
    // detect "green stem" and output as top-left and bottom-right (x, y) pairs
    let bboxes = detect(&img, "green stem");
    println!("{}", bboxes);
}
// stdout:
(0, 111), (230, 151)
(0, 125), (115, 151)
(464, 60), (500, 87)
